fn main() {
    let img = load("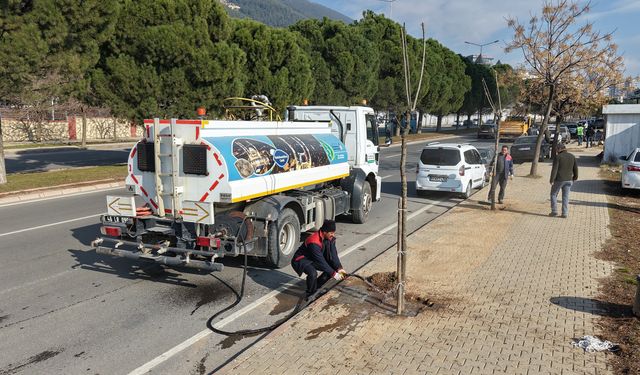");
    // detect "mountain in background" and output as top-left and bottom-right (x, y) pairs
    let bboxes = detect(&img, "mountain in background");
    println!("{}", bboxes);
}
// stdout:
(220, 0), (352, 27)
